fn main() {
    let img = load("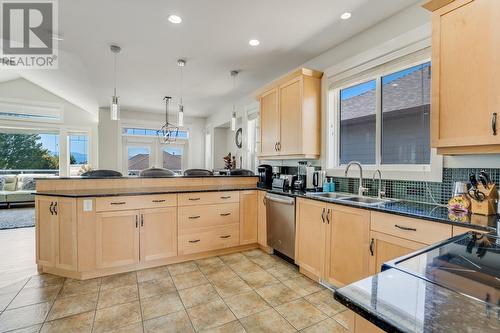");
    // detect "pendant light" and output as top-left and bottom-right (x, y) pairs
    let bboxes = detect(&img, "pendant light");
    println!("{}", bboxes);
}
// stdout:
(157, 96), (179, 144)
(230, 70), (239, 131)
(110, 45), (121, 120)
(177, 59), (186, 127)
